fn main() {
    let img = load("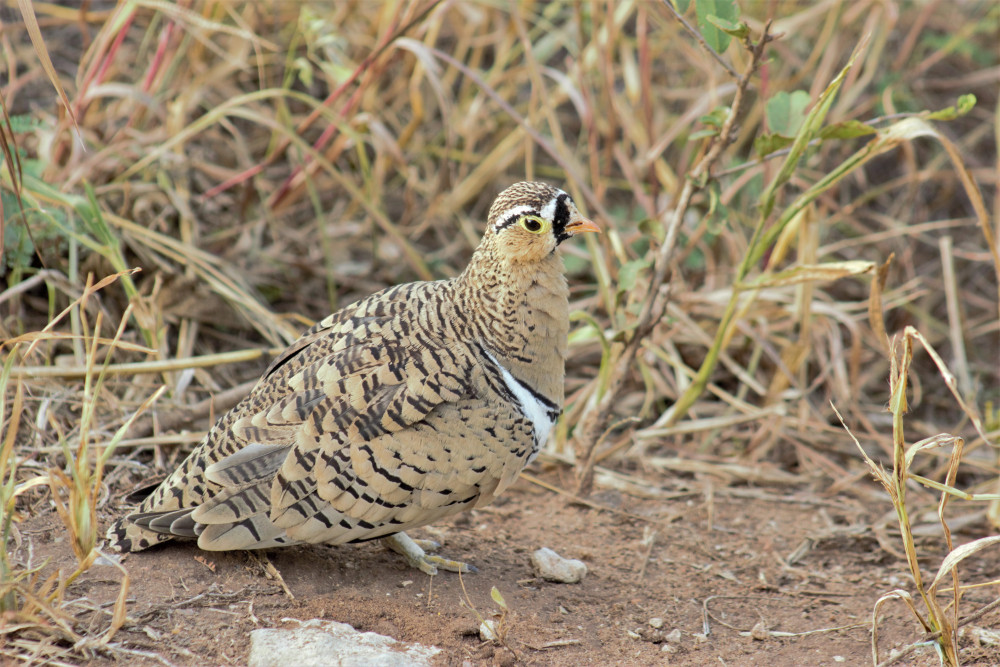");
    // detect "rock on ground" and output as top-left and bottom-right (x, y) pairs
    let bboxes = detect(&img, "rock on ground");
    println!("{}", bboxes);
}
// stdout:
(249, 619), (440, 667)
(531, 547), (587, 583)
